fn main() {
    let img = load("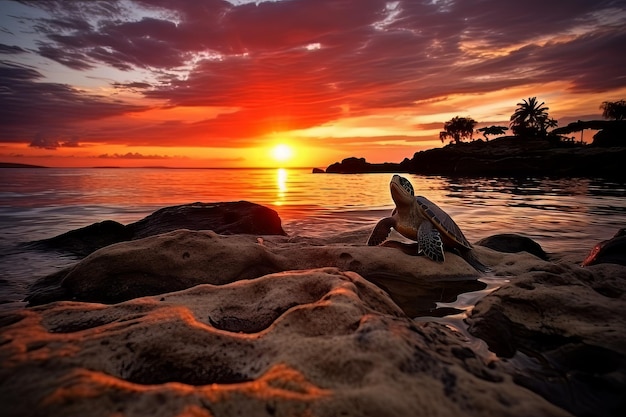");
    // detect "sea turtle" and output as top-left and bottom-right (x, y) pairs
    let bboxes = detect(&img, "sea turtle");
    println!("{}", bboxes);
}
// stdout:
(367, 175), (488, 272)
